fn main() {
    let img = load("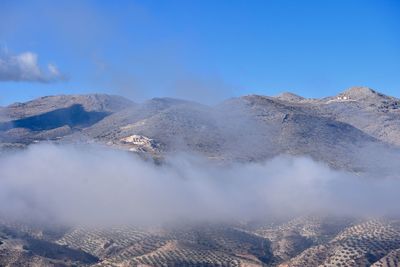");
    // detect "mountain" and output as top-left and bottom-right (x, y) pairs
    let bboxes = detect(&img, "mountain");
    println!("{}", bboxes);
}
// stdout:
(316, 87), (400, 146)
(1, 94), (133, 120)
(1, 87), (399, 170)
(1, 87), (400, 266)
(0, 94), (134, 144)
